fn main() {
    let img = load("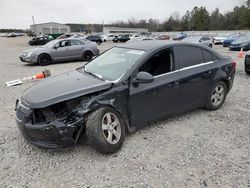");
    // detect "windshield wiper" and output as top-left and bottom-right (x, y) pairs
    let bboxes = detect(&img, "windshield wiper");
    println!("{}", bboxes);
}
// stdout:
(83, 67), (105, 81)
